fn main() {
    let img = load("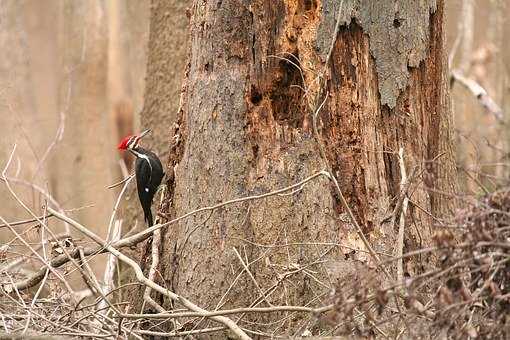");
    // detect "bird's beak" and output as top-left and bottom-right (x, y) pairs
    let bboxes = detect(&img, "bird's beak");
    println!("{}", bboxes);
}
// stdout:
(139, 129), (151, 139)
